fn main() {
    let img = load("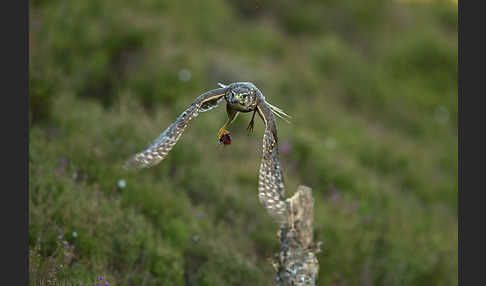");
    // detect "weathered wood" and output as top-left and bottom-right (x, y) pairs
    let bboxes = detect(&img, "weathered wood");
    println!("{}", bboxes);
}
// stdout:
(273, 185), (320, 286)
